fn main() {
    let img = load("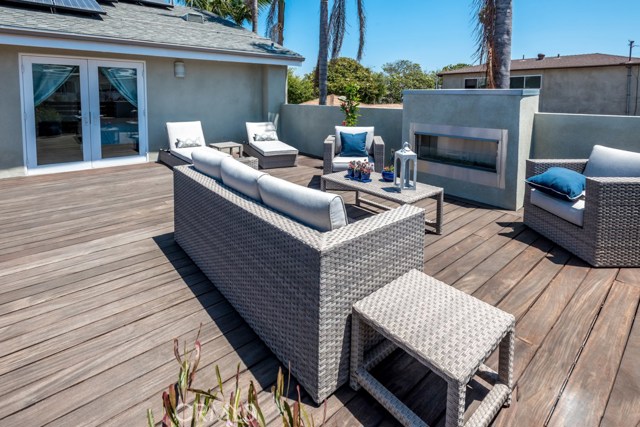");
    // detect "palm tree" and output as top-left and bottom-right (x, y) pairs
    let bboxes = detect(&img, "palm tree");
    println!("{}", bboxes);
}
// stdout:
(249, 0), (259, 33)
(318, 0), (367, 105)
(265, 0), (286, 45)
(474, 0), (512, 88)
